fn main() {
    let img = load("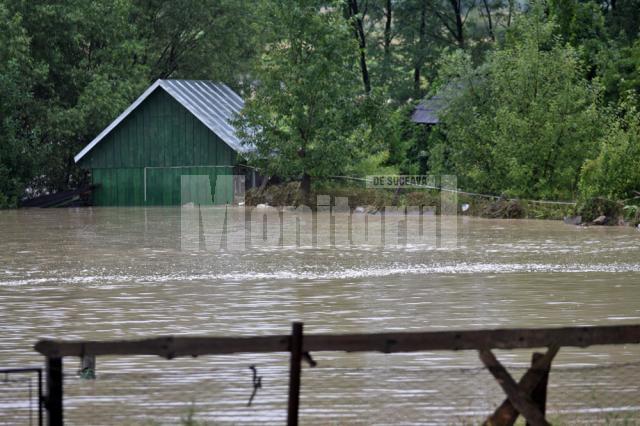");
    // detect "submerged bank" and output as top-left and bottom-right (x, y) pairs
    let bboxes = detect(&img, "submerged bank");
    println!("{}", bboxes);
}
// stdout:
(242, 182), (559, 221)
(245, 181), (640, 227)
